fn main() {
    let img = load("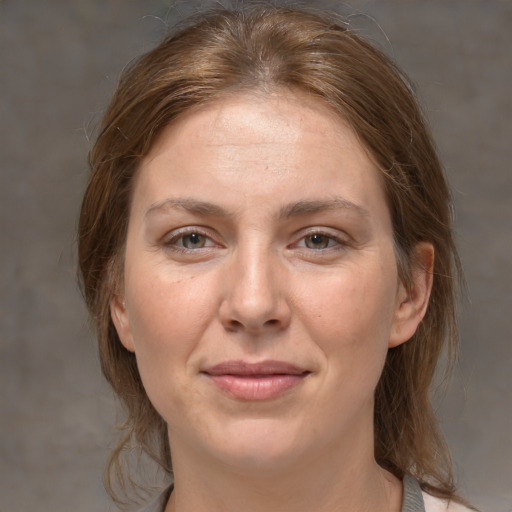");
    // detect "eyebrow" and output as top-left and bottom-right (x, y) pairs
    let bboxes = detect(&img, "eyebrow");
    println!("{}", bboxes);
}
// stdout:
(145, 197), (369, 220)
(145, 198), (231, 219)
(278, 198), (369, 219)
